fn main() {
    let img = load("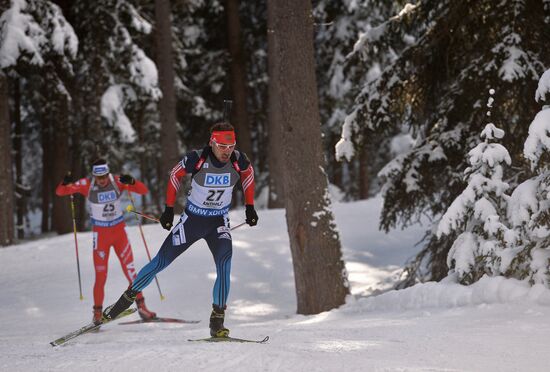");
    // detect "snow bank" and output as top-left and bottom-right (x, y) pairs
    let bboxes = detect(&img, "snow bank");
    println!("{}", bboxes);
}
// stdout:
(349, 275), (550, 312)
